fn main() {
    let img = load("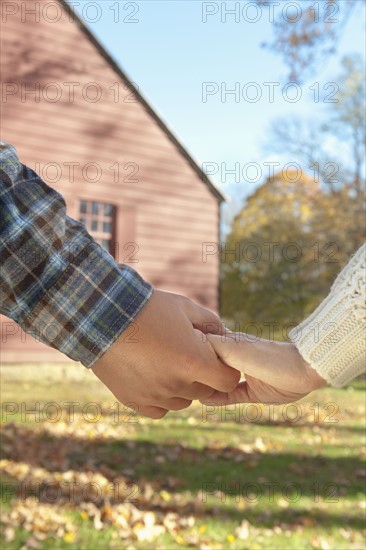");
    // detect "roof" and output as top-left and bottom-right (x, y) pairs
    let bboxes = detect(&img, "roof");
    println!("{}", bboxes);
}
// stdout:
(57, 0), (225, 202)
